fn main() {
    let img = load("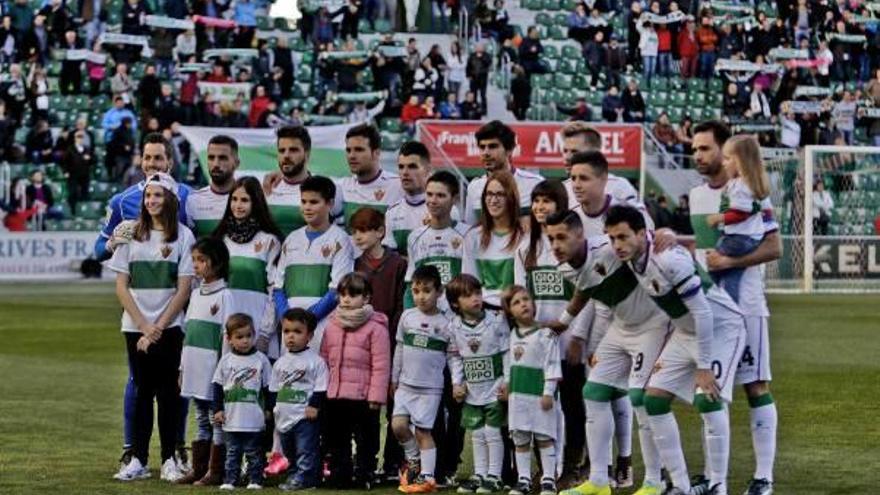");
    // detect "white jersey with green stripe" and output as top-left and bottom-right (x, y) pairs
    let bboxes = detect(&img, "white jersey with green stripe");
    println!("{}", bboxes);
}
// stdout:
(338, 169), (404, 230)
(269, 347), (328, 433)
(392, 308), (455, 390)
(185, 186), (229, 239)
(107, 226), (196, 333)
(266, 177), (345, 238)
(564, 173), (639, 210)
(506, 326), (562, 438)
(224, 232), (282, 358)
(514, 235), (577, 350)
(405, 222), (470, 285)
(212, 350), (272, 432)
(464, 168), (544, 225)
(573, 189), (654, 238)
(462, 227), (517, 307)
(275, 225), (355, 315)
(689, 182), (778, 317)
(448, 309), (510, 406)
(181, 280), (234, 401)
(384, 195), (427, 257)
(558, 235), (659, 330)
